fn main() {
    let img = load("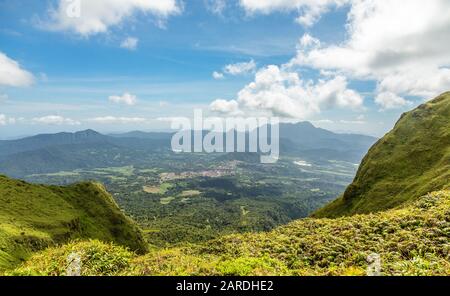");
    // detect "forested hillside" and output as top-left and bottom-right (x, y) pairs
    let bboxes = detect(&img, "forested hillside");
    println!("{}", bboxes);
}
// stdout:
(315, 92), (450, 218)
(0, 176), (147, 270)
